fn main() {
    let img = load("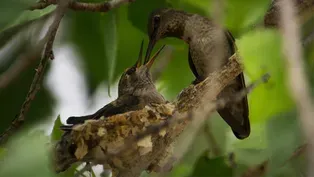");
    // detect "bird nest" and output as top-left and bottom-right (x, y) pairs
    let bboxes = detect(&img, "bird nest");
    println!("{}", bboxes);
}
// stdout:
(53, 54), (248, 177)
